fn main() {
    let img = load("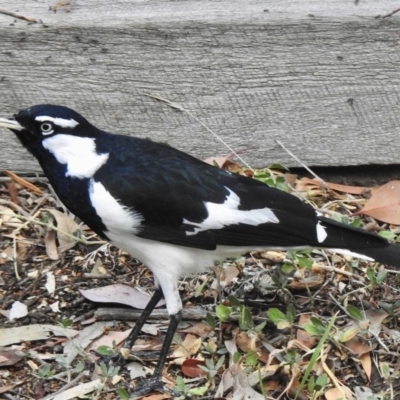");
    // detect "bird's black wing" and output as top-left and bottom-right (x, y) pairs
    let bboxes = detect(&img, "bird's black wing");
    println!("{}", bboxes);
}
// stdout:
(93, 134), (332, 250)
